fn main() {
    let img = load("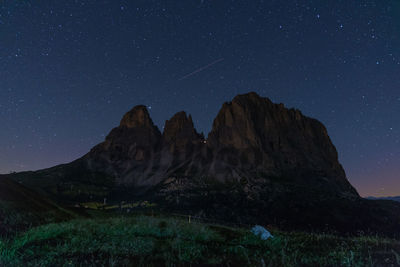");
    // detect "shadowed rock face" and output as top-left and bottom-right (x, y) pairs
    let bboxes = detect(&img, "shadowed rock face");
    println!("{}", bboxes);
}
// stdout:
(10, 92), (400, 235)
(85, 109), (206, 187)
(207, 92), (357, 195)
(119, 105), (156, 129)
(81, 92), (357, 197)
(86, 105), (162, 186)
(163, 111), (203, 153)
